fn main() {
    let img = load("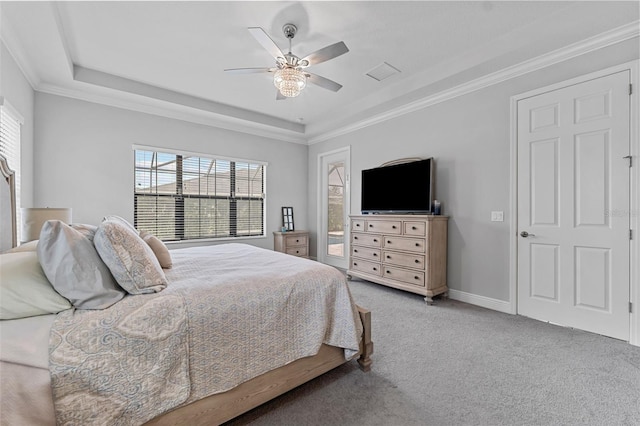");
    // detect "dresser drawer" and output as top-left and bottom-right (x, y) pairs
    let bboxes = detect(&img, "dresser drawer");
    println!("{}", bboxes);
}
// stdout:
(404, 221), (426, 236)
(383, 236), (426, 253)
(352, 232), (382, 248)
(352, 246), (381, 262)
(383, 251), (425, 269)
(351, 219), (365, 232)
(383, 266), (425, 287)
(285, 234), (307, 247)
(365, 220), (402, 234)
(351, 259), (382, 276)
